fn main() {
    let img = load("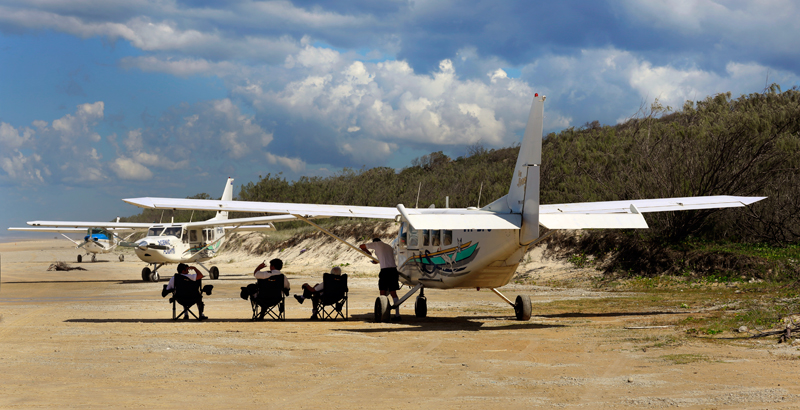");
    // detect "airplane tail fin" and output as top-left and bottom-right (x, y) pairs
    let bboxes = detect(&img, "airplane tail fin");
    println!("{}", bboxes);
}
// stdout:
(508, 94), (544, 245)
(214, 177), (234, 220)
